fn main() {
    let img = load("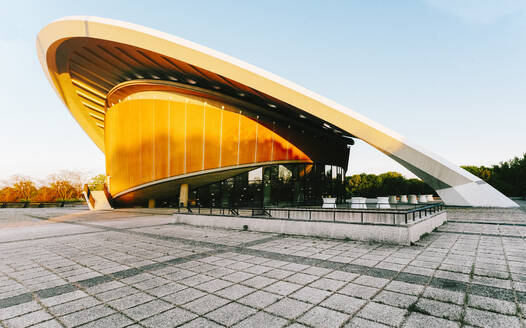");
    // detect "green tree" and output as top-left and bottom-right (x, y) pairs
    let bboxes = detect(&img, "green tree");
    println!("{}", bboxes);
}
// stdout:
(461, 153), (525, 197)
(345, 172), (434, 198)
(88, 174), (106, 191)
